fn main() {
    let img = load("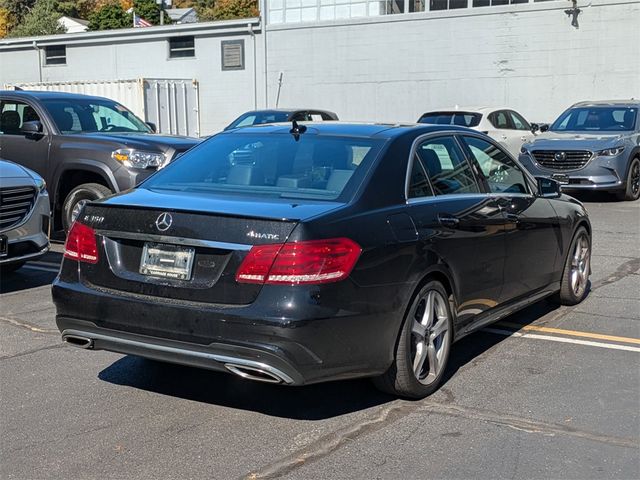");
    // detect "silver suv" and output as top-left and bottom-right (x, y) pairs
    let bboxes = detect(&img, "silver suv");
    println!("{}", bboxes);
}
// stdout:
(519, 100), (640, 201)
